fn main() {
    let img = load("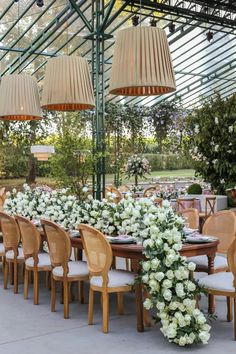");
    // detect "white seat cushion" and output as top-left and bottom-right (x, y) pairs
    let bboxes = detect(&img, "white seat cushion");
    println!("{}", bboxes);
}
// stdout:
(0, 243), (5, 255)
(199, 272), (235, 292)
(187, 254), (228, 270)
(52, 261), (89, 278)
(90, 269), (135, 288)
(25, 253), (51, 268)
(6, 247), (24, 260)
